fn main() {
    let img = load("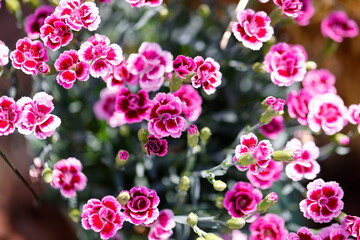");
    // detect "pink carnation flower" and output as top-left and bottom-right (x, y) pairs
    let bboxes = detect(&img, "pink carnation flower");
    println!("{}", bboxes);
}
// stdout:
(191, 56), (222, 95)
(232, 9), (274, 51)
(273, 0), (303, 17)
(127, 42), (173, 92)
(295, 0), (315, 26)
(78, 34), (123, 78)
(54, 0), (100, 31)
(318, 223), (349, 240)
(307, 93), (348, 135)
(233, 133), (274, 174)
(246, 160), (283, 189)
(10, 37), (49, 75)
(121, 186), (160, 225)
(148, 93), (187, 138)
(51, 157), (87, 198)
(102, 61), (138, 90)
(173, 85), (202, 121)
(348, 104), (360, 133)
(81, 196), (125, 240)
(0, 96), (22, 136)
(93, 88), (126, 128)
(249, 213), (288, 240)
(264, 42), (308, 86)
(148, 209), (176, 240)
(0, 41), (9, 66)
(125, 0), (163, 8)
(173, 55), (196, 79)
(223, 181), (262, 218)
(16, 92), (61, 139)
(284, 138), (320, 181)
(300, 179), (344, 223)
(144, 135), (168, 157)
(40, 14), (73, 51)
(321, 11), (359, 43)
(259, 116), (285, 139)
(343, 215), (360, 239)
(286, 227), (320, 240)
(24, 5), (54, 39)
(115, 88), (152, 123)
(54, 50), (90, 89)
(302, 69), (337, 96)
(287, 89), (312, 125)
